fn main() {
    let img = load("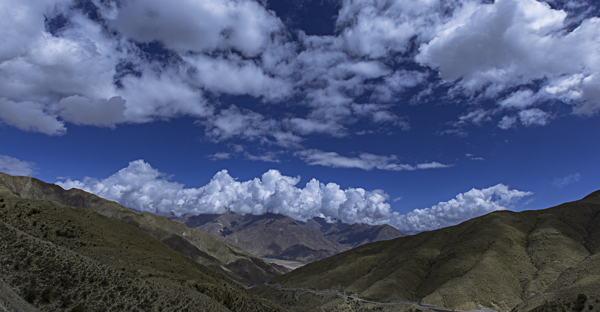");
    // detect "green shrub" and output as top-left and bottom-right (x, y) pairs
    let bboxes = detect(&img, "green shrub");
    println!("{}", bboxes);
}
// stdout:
(578, 294), (588, 311)
(24, 288), (39, 303)
(71, 302), (85, 312)
(61, 295), (72, 306)
(41, 286), (55, 302)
